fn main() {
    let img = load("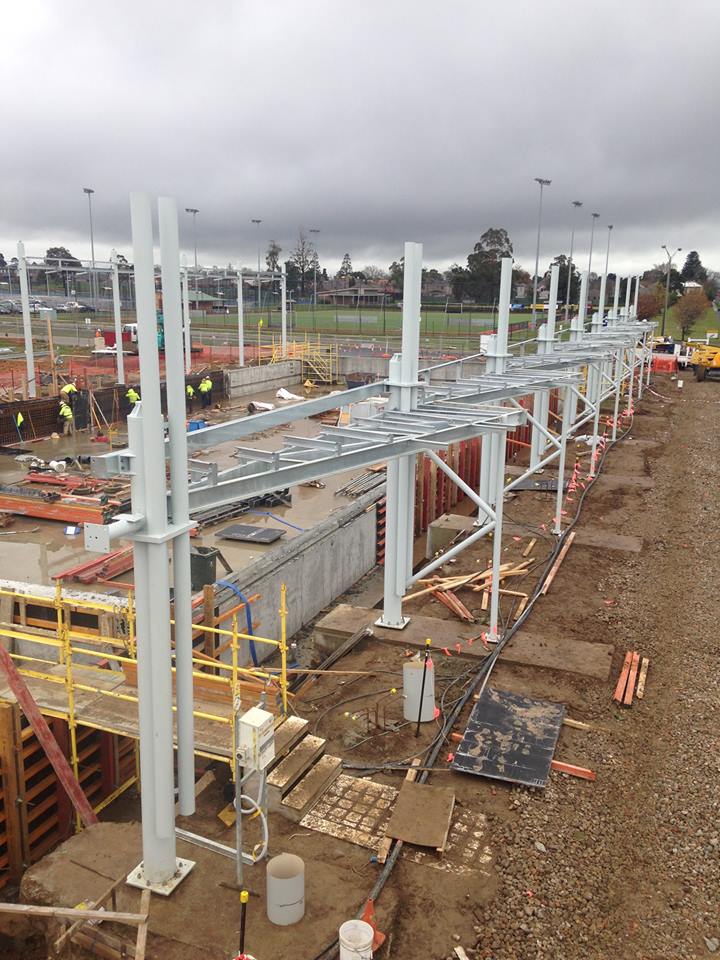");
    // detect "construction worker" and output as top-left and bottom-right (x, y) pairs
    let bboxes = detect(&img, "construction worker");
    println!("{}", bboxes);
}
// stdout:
(186, 382), (195, 412)
(58, 399), (74, 436)
(198, 375), (213, 408)
(126, 386), (140, 407)
(60, 379), (78, 408)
